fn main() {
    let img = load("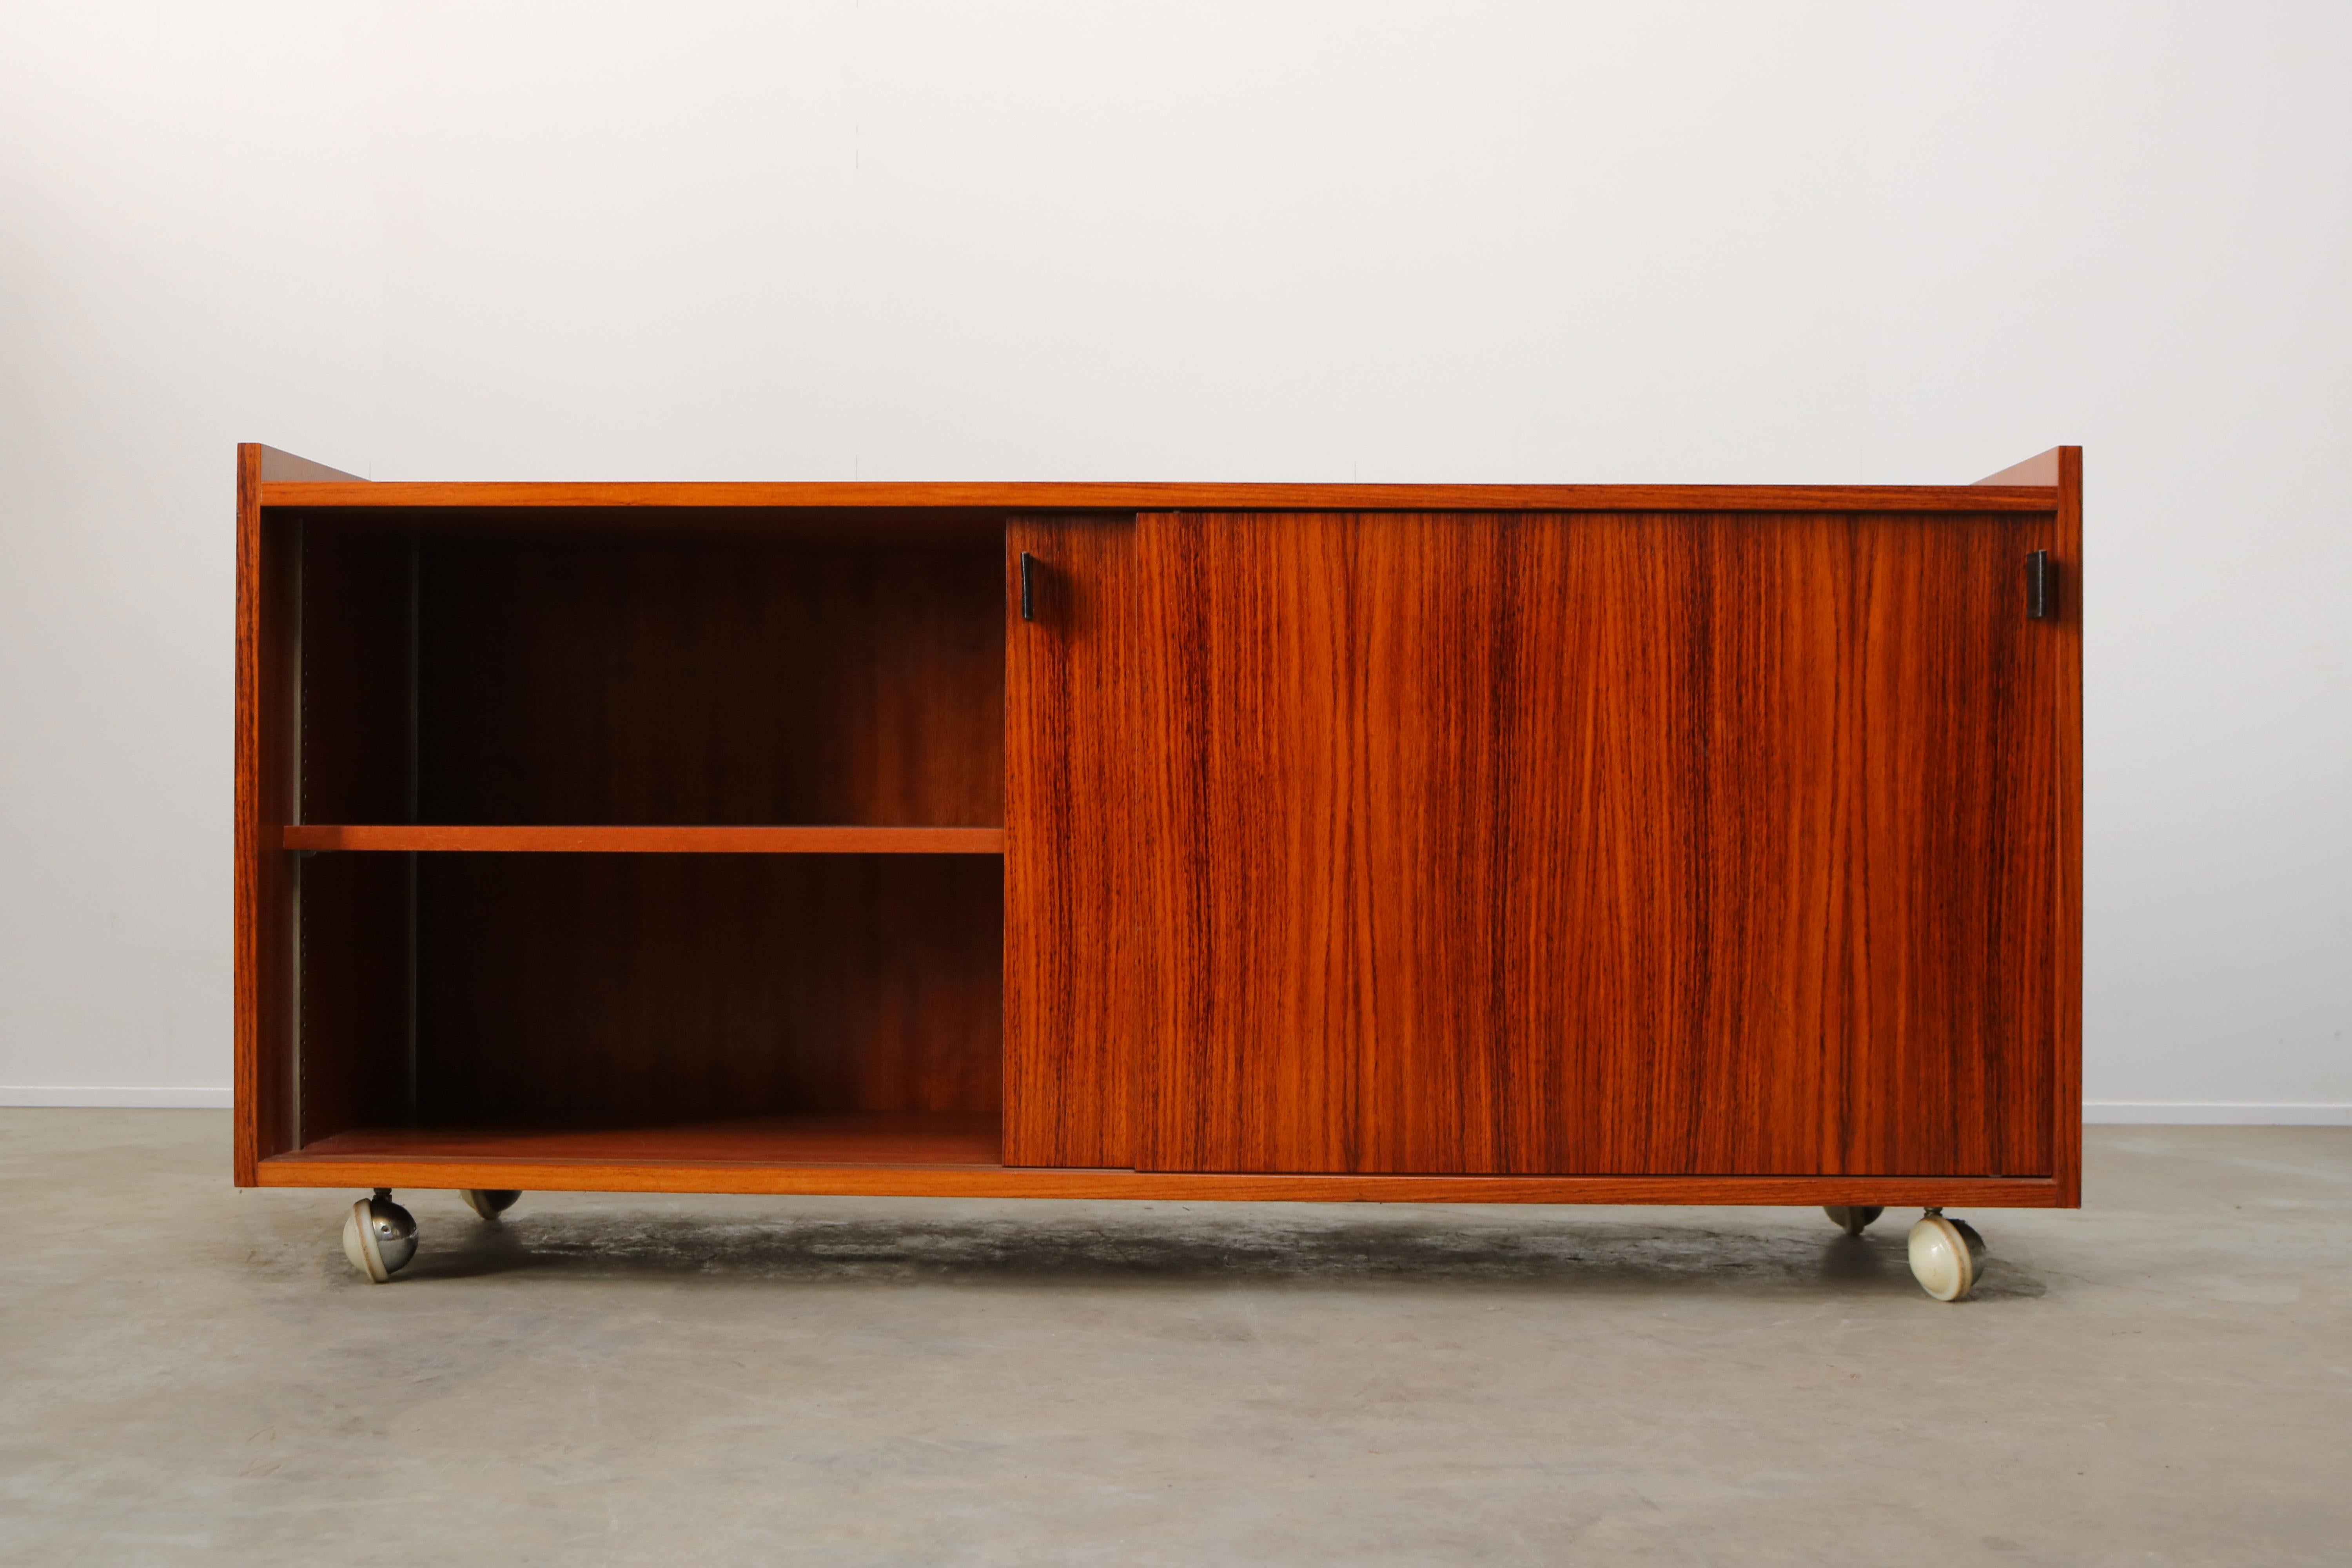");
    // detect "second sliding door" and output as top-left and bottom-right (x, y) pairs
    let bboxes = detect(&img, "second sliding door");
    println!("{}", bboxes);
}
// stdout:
(1004, 510), (2064, 1177)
